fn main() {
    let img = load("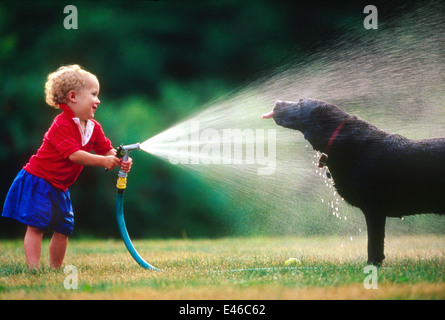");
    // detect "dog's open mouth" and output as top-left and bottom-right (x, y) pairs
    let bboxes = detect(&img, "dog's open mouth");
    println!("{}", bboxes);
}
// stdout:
(261, 110), (274, 119)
